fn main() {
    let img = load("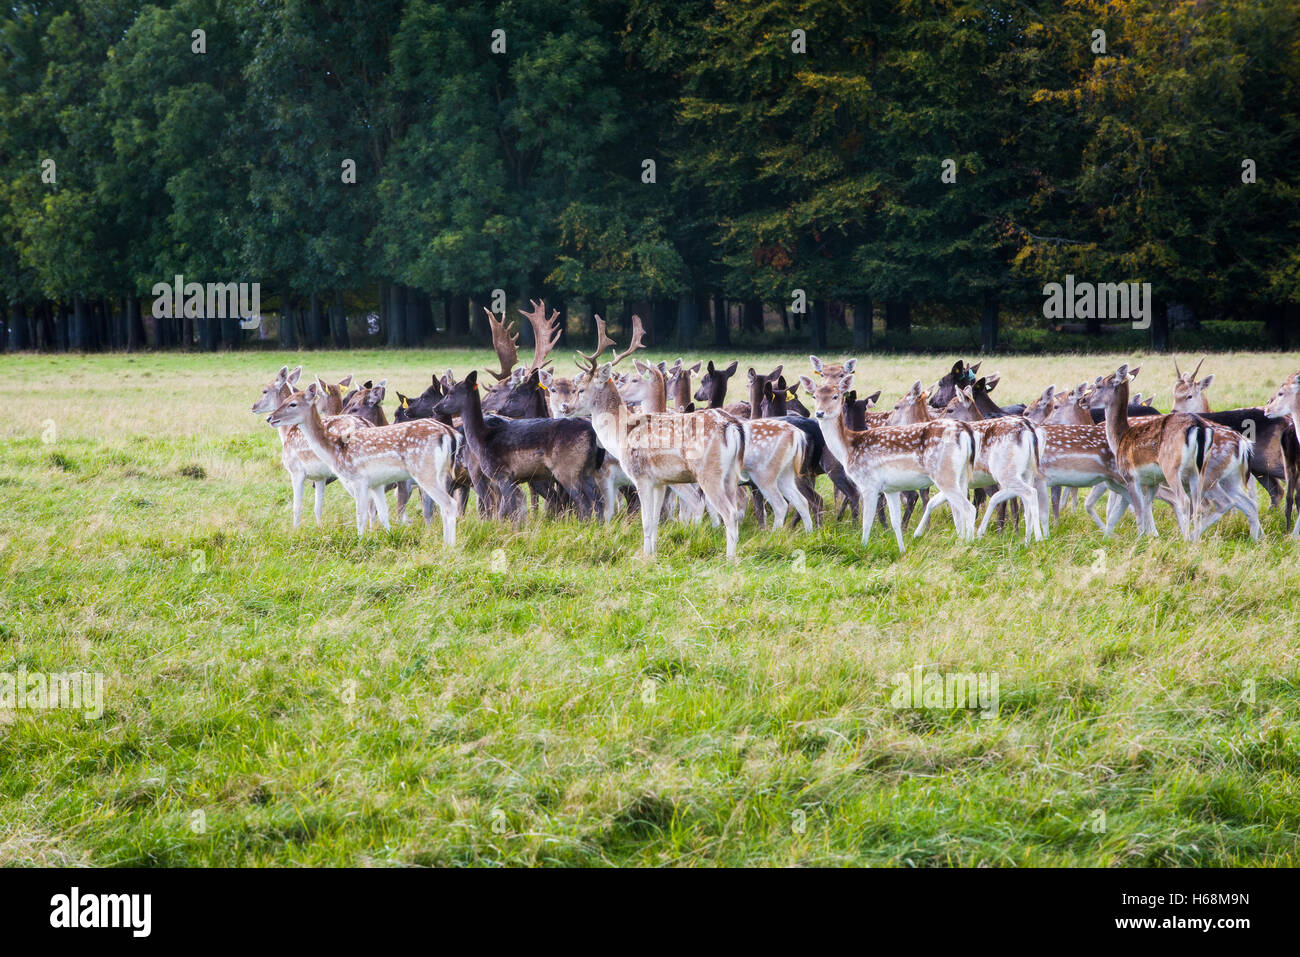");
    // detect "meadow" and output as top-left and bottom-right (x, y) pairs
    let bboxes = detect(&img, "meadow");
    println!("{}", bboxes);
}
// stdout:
(1, 348), (1298, 866)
